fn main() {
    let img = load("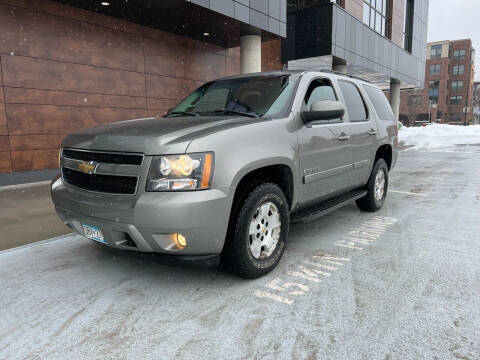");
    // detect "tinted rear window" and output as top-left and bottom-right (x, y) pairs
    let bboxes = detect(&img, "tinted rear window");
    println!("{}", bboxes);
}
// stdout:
(338, 81), (368, 122)
(363, 85), (394, 121)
